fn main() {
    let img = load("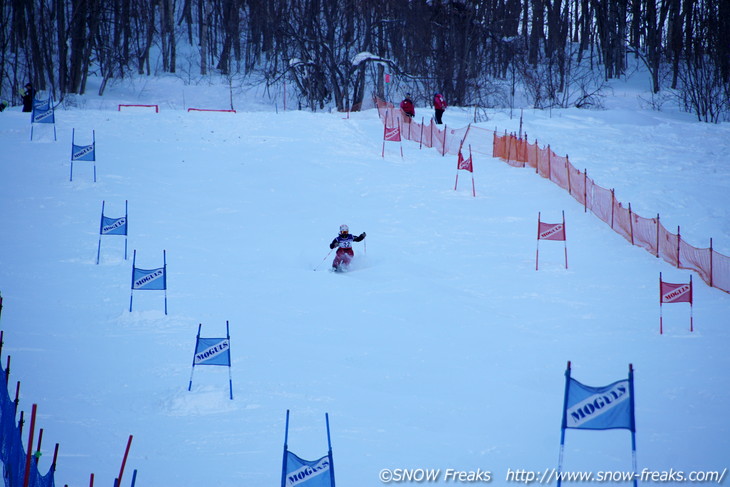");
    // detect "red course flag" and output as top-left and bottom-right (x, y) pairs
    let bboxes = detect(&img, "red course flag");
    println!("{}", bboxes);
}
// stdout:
(538, 221), (566, 241)
(536, 212), (568, 270)
(382, 113), (404, 158)
(453, 147), (476, 197)
(659, 273), (694, 334)
(457, 151), (473, 172)
(384, 126), (401, 142)
(660, 281), (692, 304)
